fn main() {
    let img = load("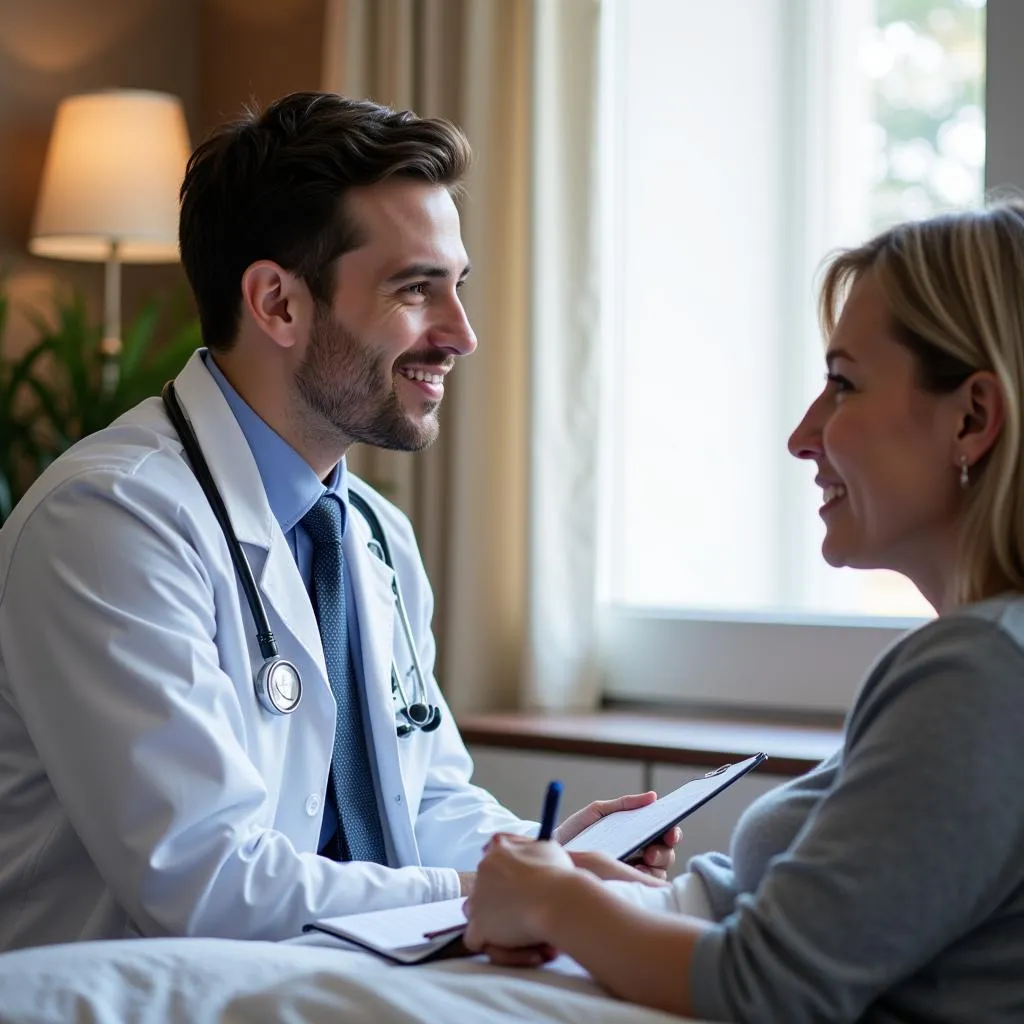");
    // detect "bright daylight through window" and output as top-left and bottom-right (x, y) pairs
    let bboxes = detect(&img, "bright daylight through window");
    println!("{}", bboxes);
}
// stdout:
(601, 0), (986, 627)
